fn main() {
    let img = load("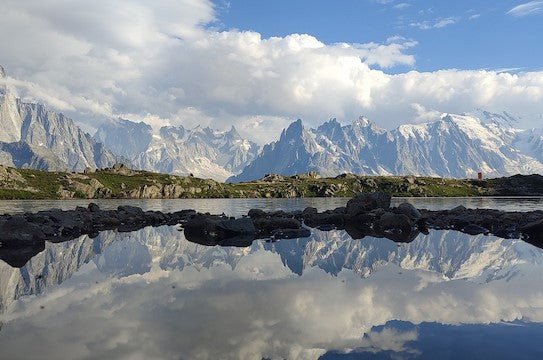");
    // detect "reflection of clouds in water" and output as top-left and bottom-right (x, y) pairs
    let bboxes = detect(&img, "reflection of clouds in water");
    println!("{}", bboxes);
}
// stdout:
(2, 225), (542, 315)
(356, 327), (419, 356)
(1, 245), (543, 360)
